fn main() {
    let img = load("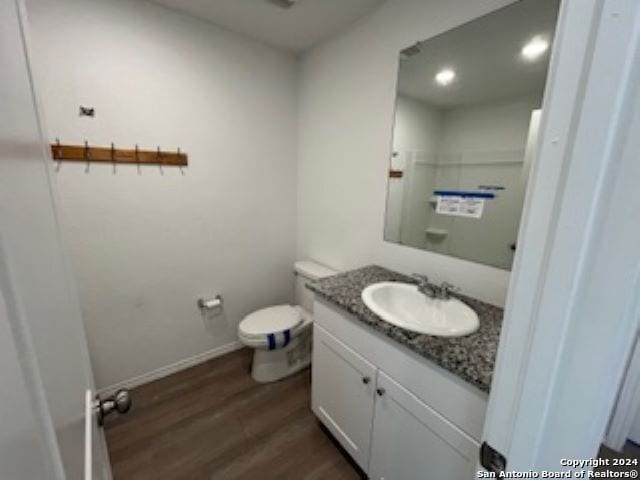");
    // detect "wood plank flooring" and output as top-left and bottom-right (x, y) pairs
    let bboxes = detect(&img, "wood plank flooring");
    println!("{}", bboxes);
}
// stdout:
(104, 348), (363, 480)
(597, 444), (640, 476)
